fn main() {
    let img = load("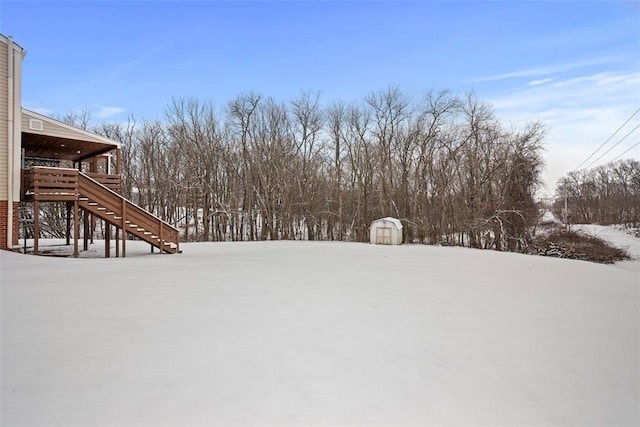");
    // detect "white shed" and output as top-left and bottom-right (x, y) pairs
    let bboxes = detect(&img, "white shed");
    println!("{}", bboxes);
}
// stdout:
(369, 217), (403, 245)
